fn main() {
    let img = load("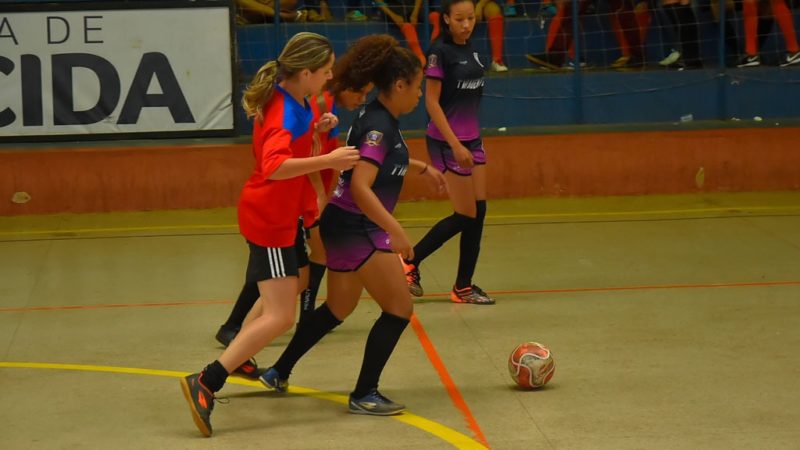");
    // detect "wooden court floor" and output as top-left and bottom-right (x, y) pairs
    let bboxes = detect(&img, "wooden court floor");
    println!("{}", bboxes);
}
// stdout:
(2, 192), (799, 449)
